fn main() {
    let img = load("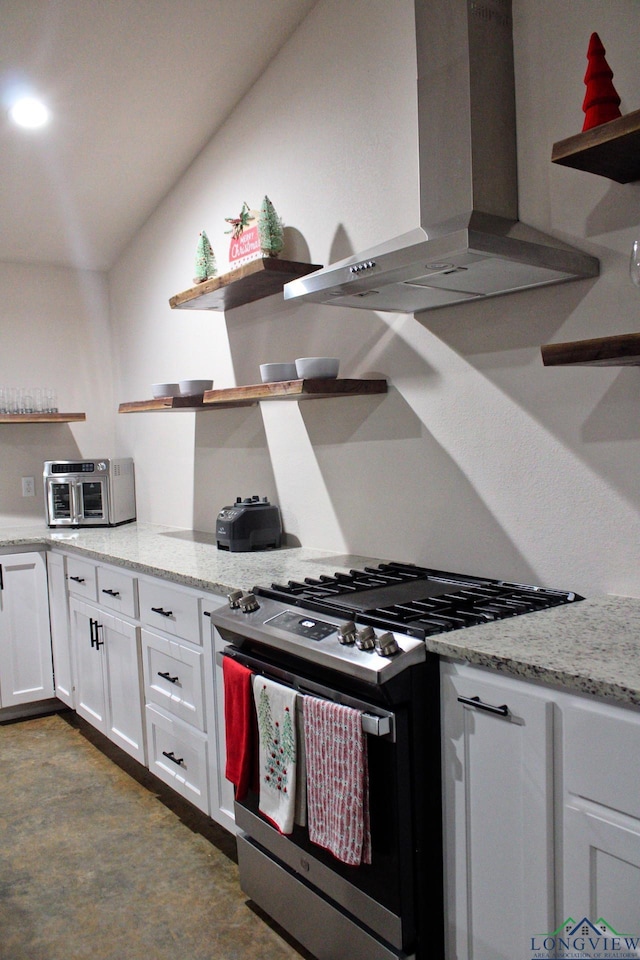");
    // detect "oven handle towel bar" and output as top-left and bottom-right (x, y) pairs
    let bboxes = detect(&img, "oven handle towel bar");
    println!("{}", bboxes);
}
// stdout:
(220, 648), (395, 741)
